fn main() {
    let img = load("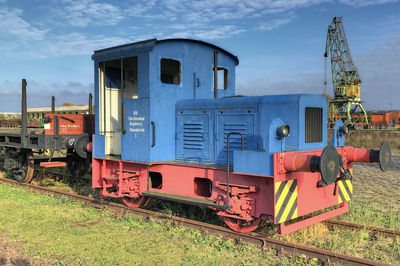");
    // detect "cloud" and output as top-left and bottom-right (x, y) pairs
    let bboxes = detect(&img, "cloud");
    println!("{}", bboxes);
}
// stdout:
(338, 0), (399, 7)
(0, 90), (92, 112)
(131, 0), (330, 23)
(0, 80), (93, 112)
(1, 33), (131, 59)
(0, 8), (47, 40)
(236, 72), (324, 97)
(0, 0), (334, 60)
(7, 24), (245, 60)
(42, 33), (130, 57)
(56, 0), (124, 27)
(125, 0), (158, 17)
(257, 16), (294, 31)
(237, 33), (400, 110)
(354, 35), (400, 109)
(121, 0), (327, 39)
(166, 25), (246, 40)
